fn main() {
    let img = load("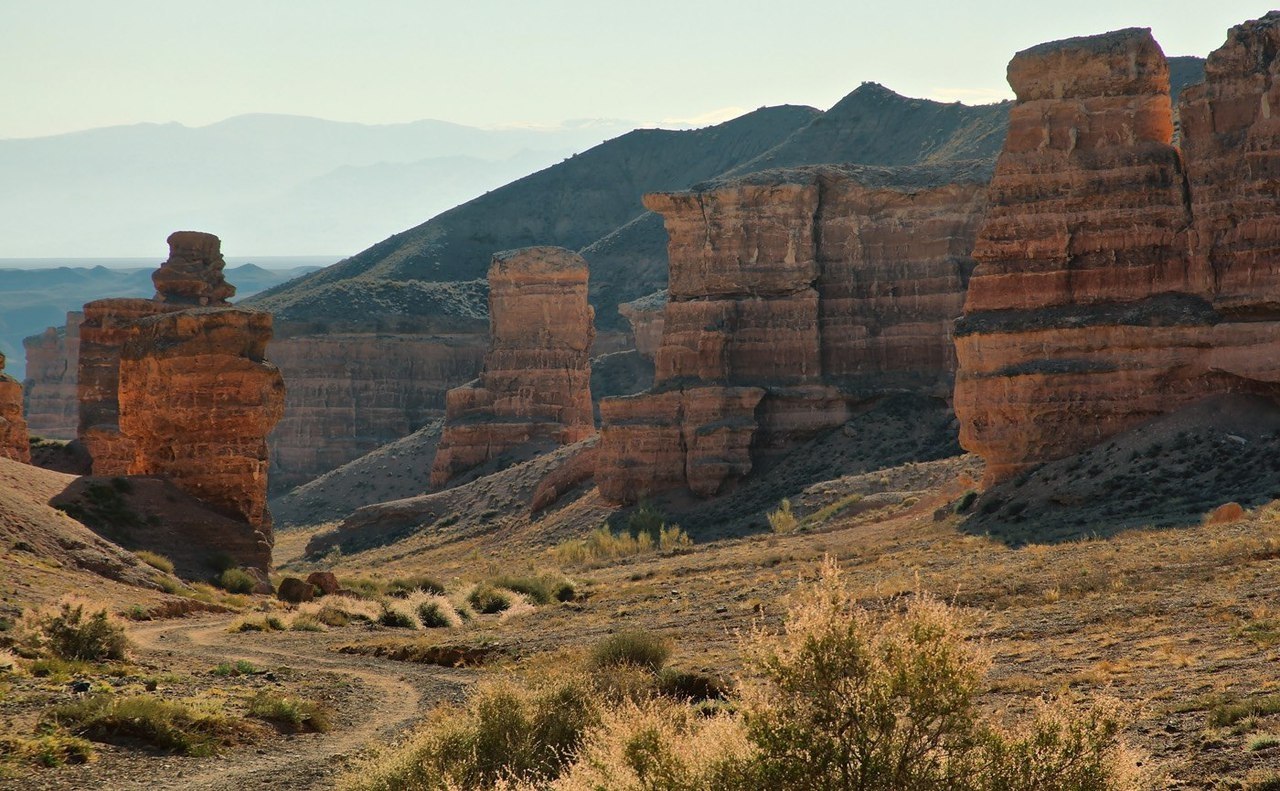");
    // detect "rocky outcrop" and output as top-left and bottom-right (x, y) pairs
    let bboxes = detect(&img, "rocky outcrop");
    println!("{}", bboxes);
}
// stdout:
(70, 233), (284, 568)
(0, 350), (29, 463)
(151, 231), (235, 306)
(430, 247), (596, 488)
(118, 308), (284, 535)
(954, 21), (1280, 485)
(23, 311), (82, 440)
(267, 332), (486, 491)
(597, 164), (988, 503)
(618, 290), (667, 361)
(78, 298), (180, 474)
